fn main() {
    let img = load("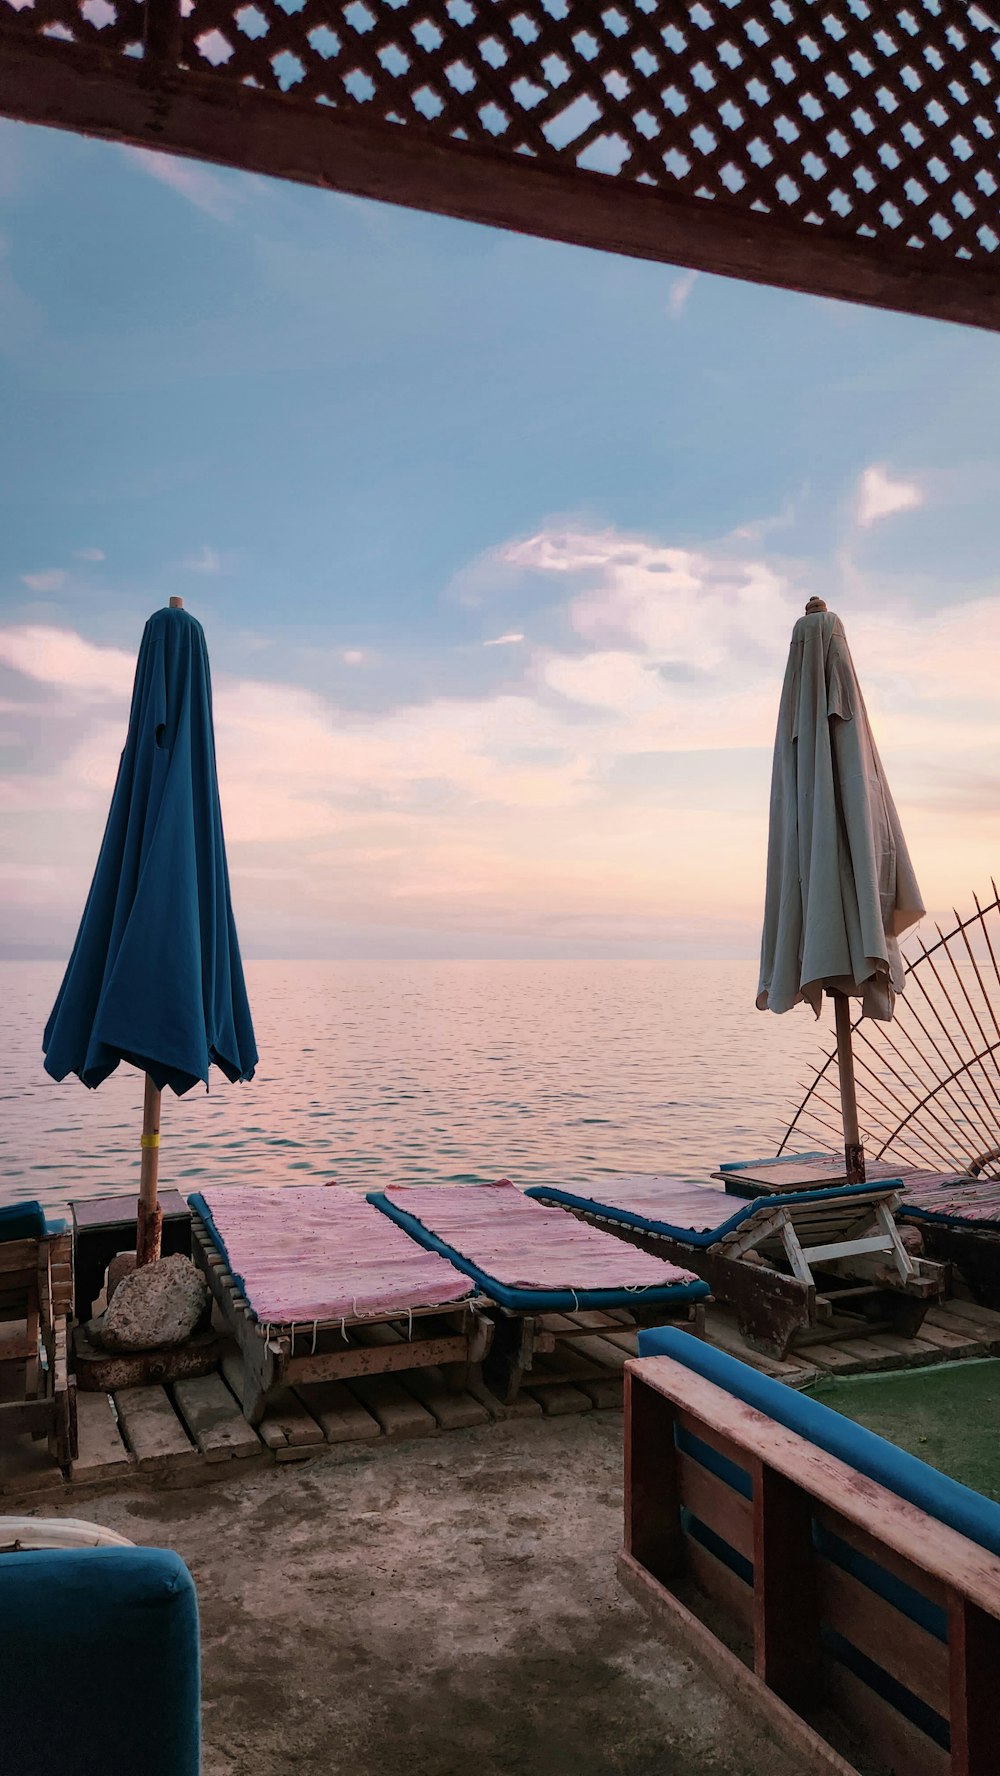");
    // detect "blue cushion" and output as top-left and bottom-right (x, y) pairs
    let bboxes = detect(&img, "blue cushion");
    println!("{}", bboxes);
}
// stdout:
(636, 1327), (1000, 1561)
(0, 1547), (200, 1775)
(525, 1180), (887, 1249)
(0, 1200), (47, 1242)
(367, 1192), (711, 1314)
